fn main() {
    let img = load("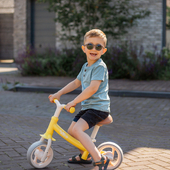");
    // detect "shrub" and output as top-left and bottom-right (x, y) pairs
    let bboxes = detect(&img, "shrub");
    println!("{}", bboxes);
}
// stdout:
(103, 42), (140, 79)
(16, 47), (60, 76)
(103, 43), (170, 80)
(15, 44), (170, 80)
(15, 46), (86, 76)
